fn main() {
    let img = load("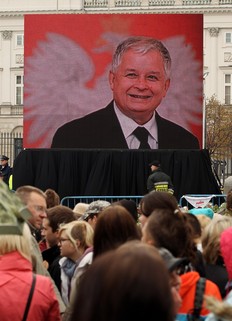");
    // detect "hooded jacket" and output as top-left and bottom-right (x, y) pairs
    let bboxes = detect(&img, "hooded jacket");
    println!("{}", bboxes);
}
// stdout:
(176, 271), (221, 321)
(0, 251), (60, 321)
